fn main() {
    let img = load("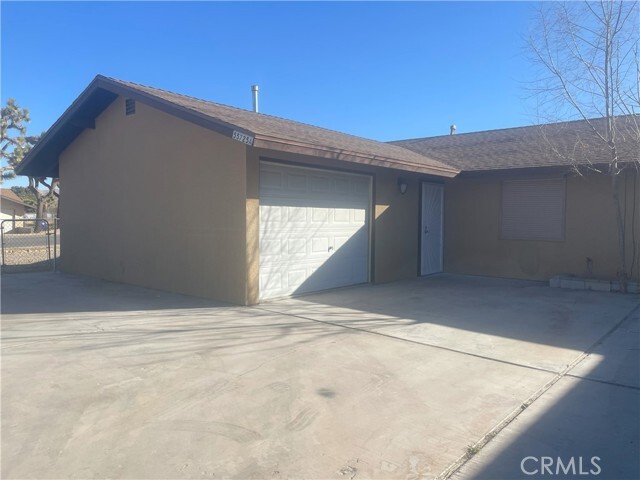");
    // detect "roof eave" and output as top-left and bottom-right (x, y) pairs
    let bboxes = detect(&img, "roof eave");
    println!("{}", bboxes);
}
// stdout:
(16, 74), (460, 179)
(15, 77), (107, 177)
(15, 75), (258, 178)
(0, 196), (30, 208)
(253, 135), (459, 177)
(455, 162), (616, 178)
